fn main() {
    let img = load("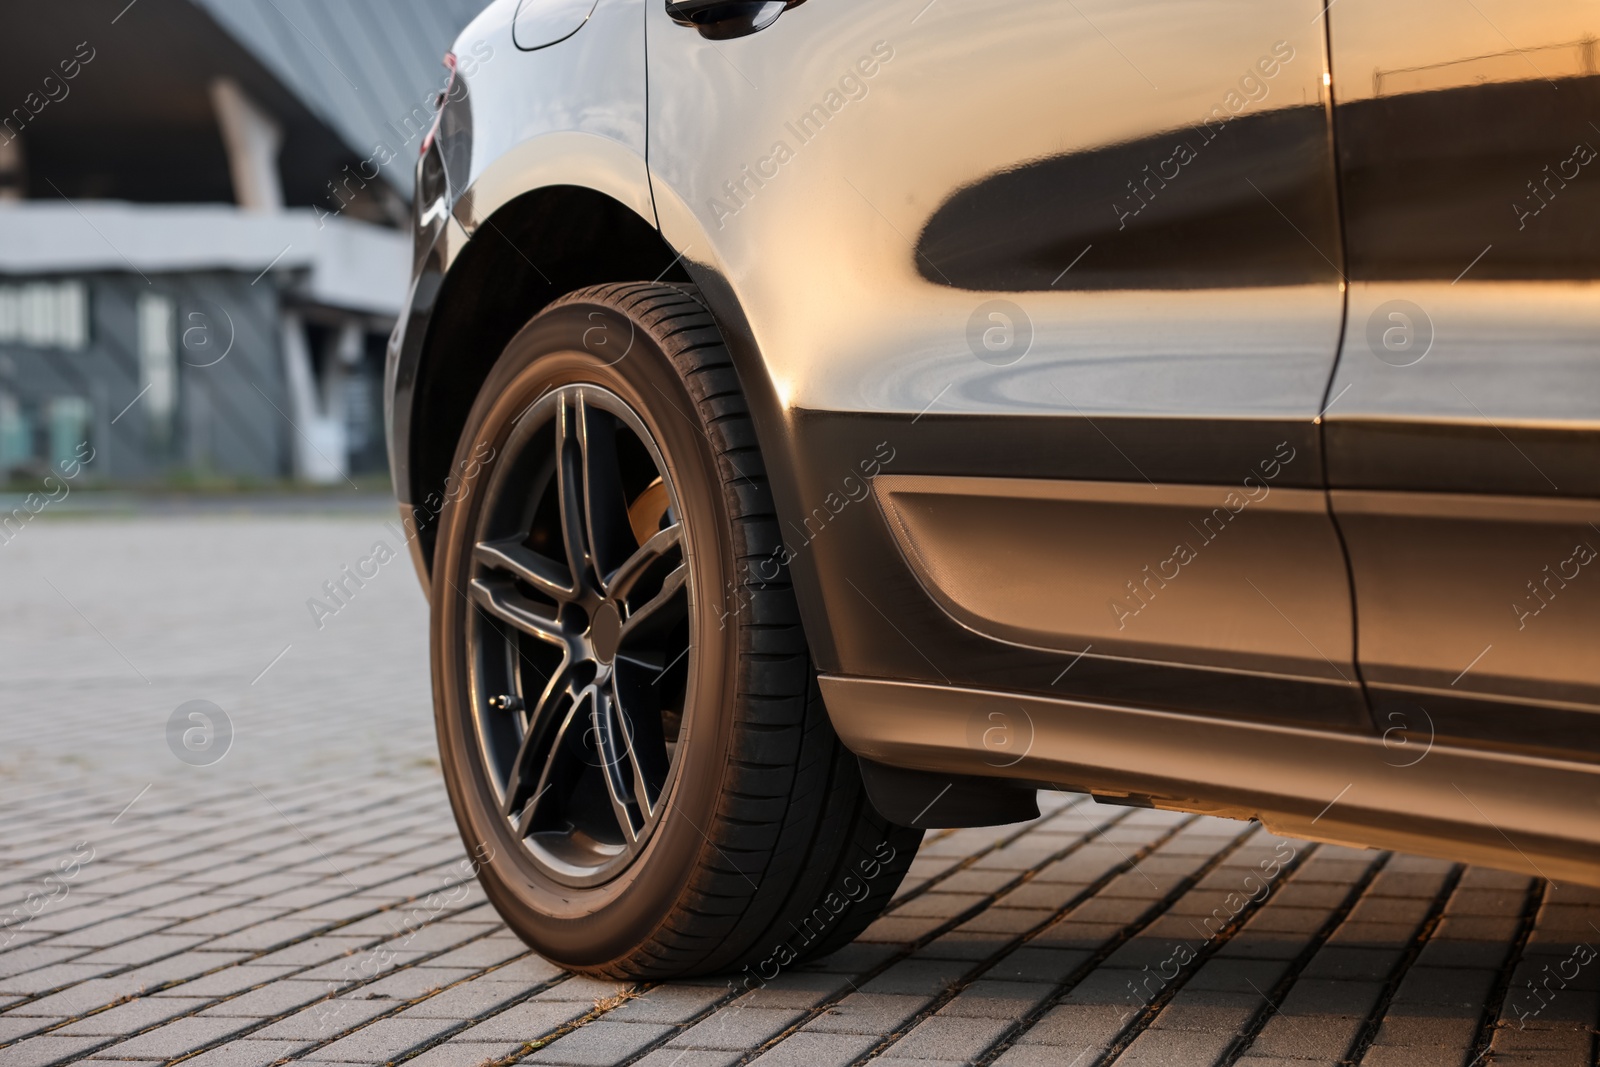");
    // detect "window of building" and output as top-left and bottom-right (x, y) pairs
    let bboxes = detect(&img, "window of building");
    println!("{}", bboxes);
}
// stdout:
(137, 293), (176, 440)
(0, 281), (88, 350)
(47, 396), (90, 474)
(0, 391), (30, 474)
